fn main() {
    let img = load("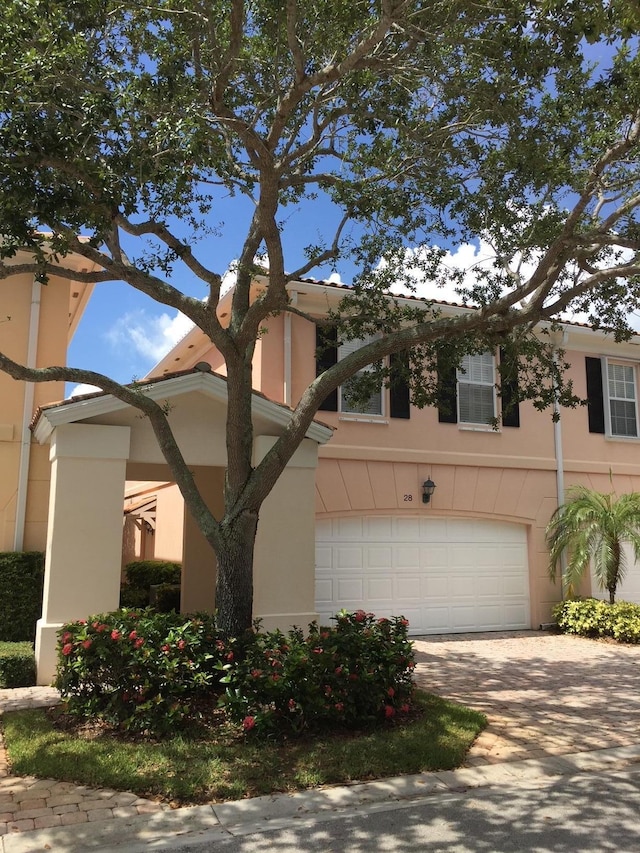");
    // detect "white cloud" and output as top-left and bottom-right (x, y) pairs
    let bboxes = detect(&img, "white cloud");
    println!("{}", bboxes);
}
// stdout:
(106, 309), (194, 363)
(67, 383), (102, 399)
